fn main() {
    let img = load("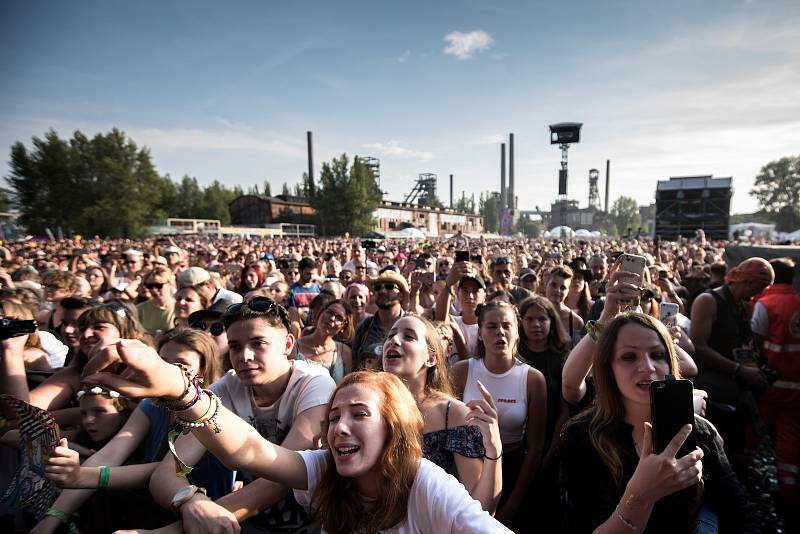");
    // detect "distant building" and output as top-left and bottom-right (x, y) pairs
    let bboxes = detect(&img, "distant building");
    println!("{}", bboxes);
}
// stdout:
(229, 195), (317, 227)
(536, 200), (609, 232)
(375, 200), (483, 236)
(227, 195), (482, 237)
